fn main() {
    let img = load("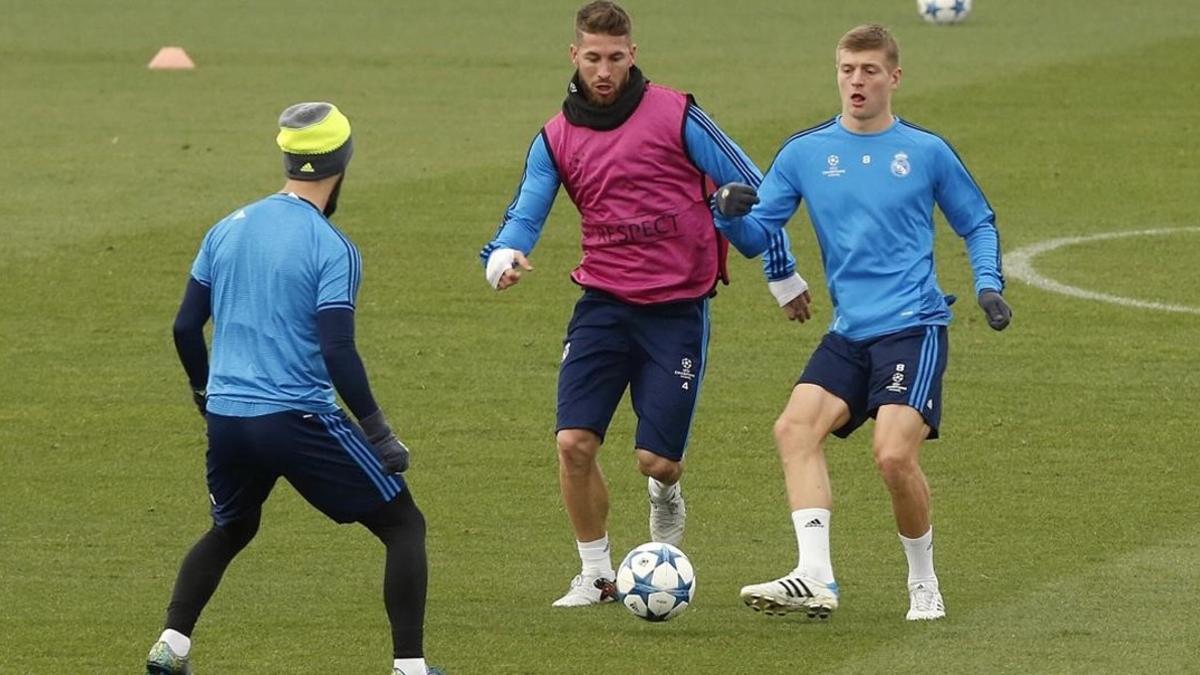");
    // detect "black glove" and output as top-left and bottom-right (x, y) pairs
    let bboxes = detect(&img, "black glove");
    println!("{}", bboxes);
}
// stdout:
(714, 182), (759, 217)
(191, 389), (207, 417)
(977, 289), (1012, 331)
(359, 409), (411, 474)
